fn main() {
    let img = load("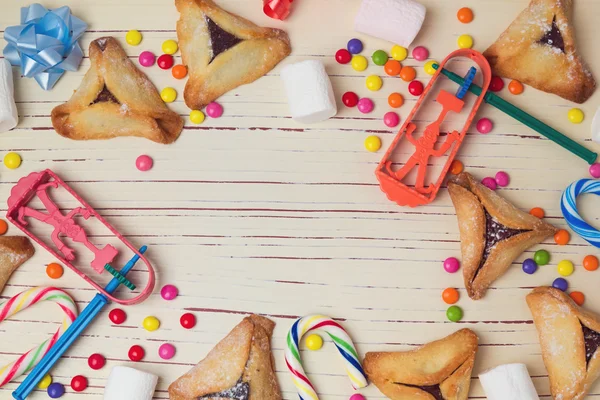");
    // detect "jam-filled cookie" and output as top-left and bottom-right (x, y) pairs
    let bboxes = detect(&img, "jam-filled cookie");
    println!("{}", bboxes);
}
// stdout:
(0, 236), (34, 295)
(448, 173), (557, 300)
